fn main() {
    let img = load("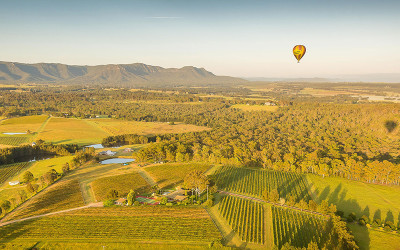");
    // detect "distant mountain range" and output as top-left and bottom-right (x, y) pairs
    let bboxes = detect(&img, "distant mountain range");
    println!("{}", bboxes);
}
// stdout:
(0, 61), (245, 86)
